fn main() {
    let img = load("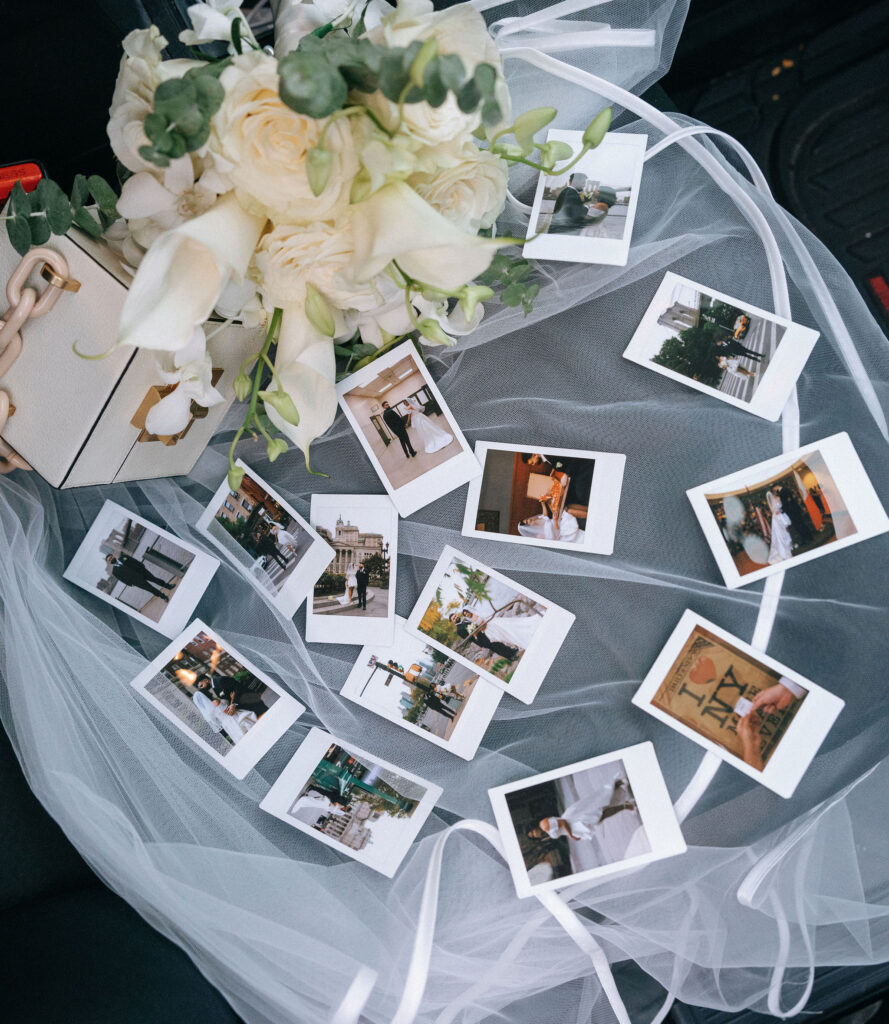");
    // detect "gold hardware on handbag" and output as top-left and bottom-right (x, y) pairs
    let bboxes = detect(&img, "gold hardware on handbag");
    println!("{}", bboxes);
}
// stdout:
(130, 369), (224, 446)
